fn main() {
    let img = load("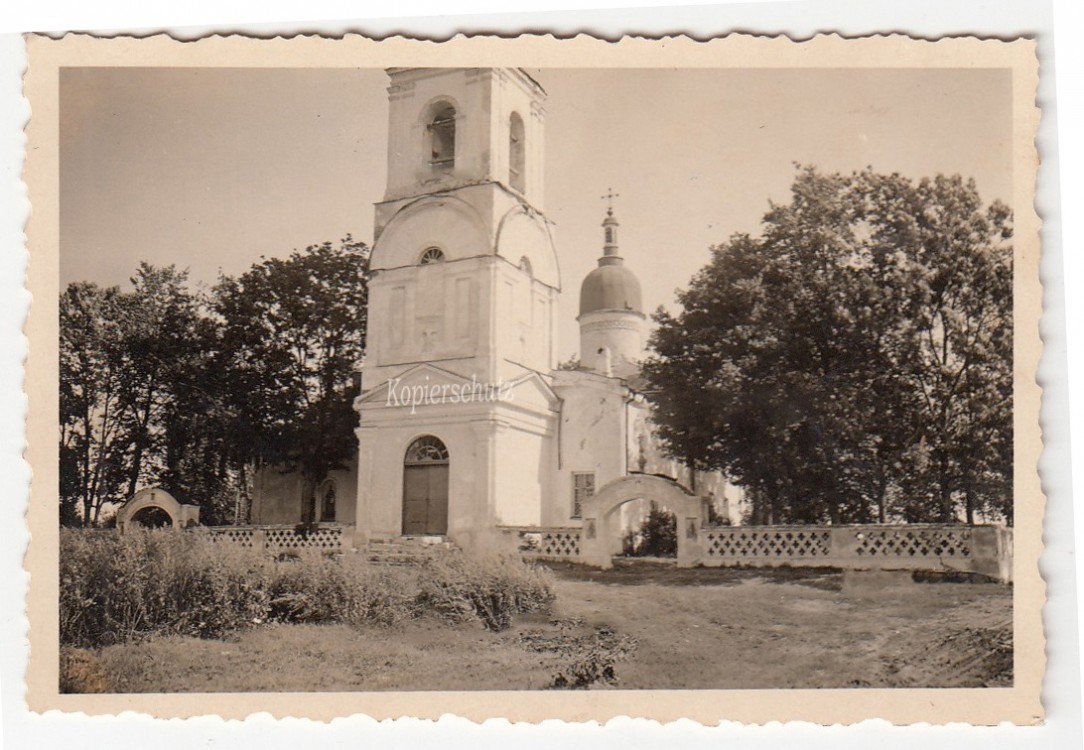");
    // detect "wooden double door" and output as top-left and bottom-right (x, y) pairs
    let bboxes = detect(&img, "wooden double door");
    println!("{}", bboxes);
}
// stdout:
(402, 462), (449, 536)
